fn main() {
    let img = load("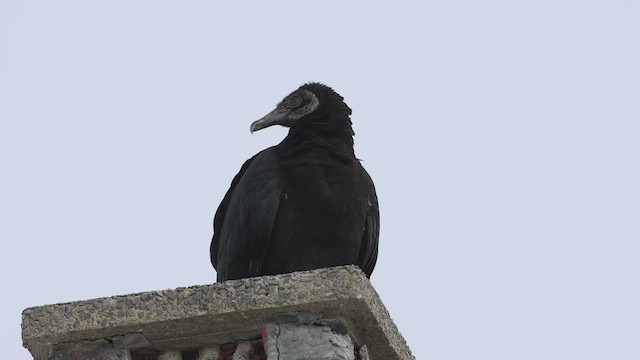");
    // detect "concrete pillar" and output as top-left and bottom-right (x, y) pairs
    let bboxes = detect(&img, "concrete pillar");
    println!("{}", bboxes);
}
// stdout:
(264, 321), (354, 360)
(21, 266), (413, 360)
